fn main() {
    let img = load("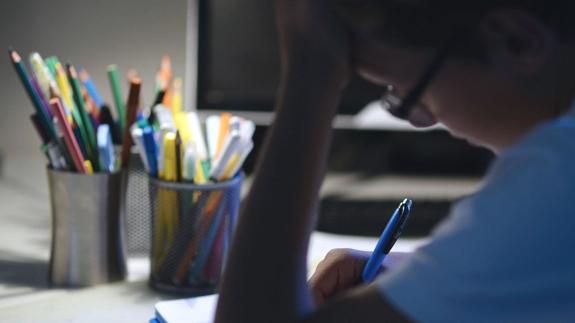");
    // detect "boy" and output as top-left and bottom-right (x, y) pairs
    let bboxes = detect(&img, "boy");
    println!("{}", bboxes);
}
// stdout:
(216, 0), (575, 322)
